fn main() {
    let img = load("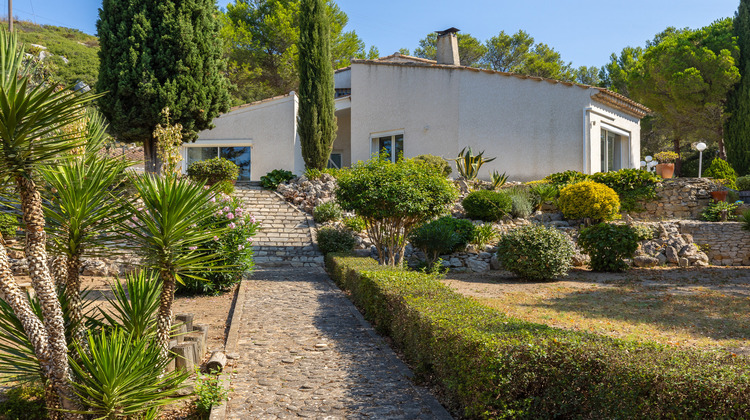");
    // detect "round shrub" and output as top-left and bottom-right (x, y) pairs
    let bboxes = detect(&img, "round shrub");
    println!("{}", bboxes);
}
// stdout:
(496, 224), (575, 281)
(316, 226), (357, 255)
(506, 188), (533, 219)
(462, 190), (512, 221)
(410, 216), (475, 256)
(578, 223), (651, 272)
(737, 175), (750, 191)
(313, 201), (343, 223)
(0, 213), (18, 239)
(413, 154), (452, 177)
(704, 158), (738, 190)
(186, 157), (239, 185)
(544, 170), (589, 187)
(558, 180), (620, 222)
(260, 169), (295, 190)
